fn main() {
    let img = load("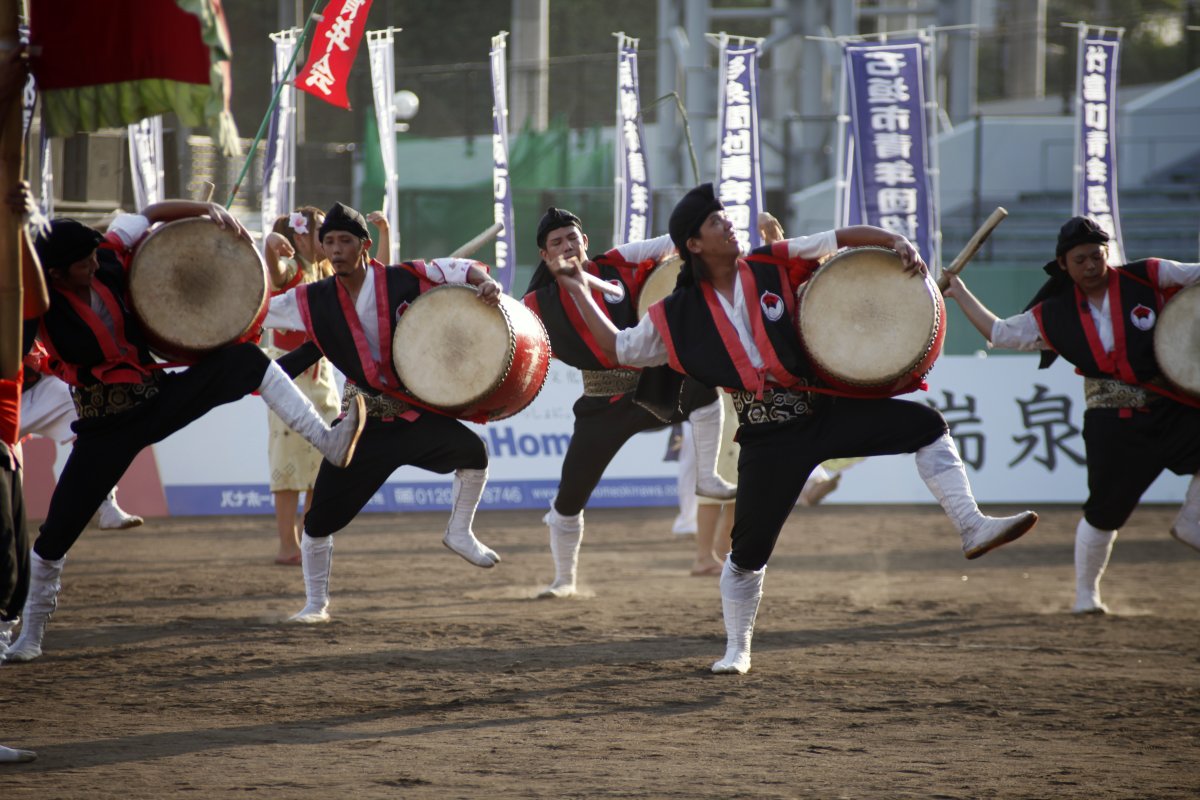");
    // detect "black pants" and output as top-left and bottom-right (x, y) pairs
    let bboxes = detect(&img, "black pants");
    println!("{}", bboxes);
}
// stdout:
(303, 412), (488, 538)
(730, 397), (946, 571)
(553, 382), (715, 517)
(1083, 400), (1200, 530)
(35, 343), (270, 561)
(1, 441), (29, 621)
